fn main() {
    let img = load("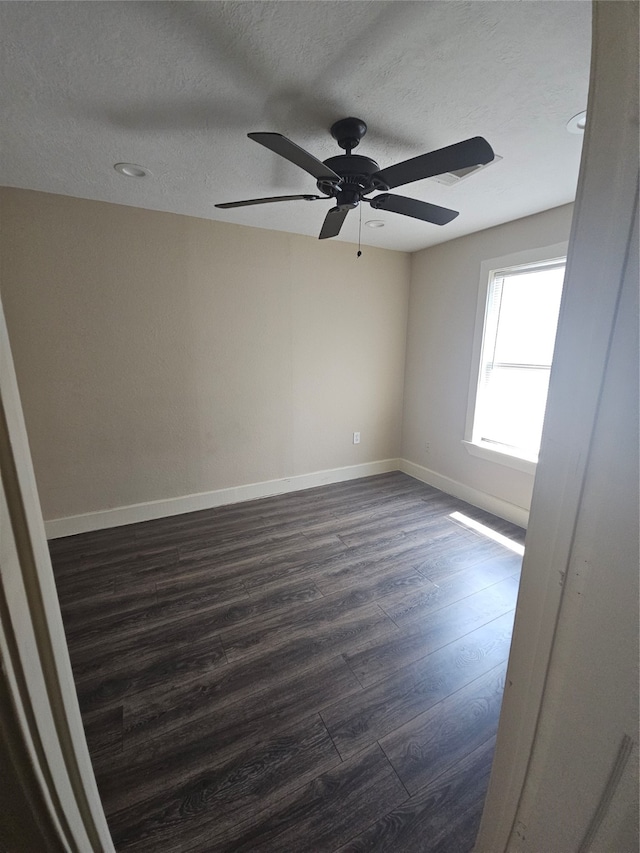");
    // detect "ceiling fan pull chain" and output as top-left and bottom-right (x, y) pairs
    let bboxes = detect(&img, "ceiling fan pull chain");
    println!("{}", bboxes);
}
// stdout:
(357, 204), (362, 258)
